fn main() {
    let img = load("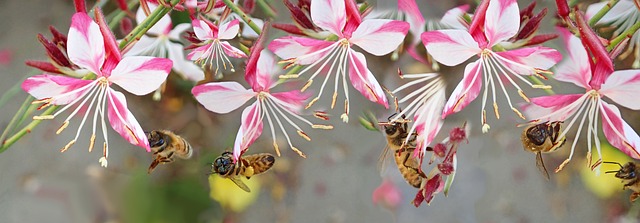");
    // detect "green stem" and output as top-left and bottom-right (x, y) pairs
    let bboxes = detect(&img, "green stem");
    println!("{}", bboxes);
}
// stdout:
(588, 0), (620, 27)
(0, 97), (33, 146)
(222, 0), (262, 35)
(0, 106), (58, 153)
(119, 0), (180, 51)
(607, 20), (640, 51)
(108, 1), (140, 30)
(256, 0), (277, 18)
